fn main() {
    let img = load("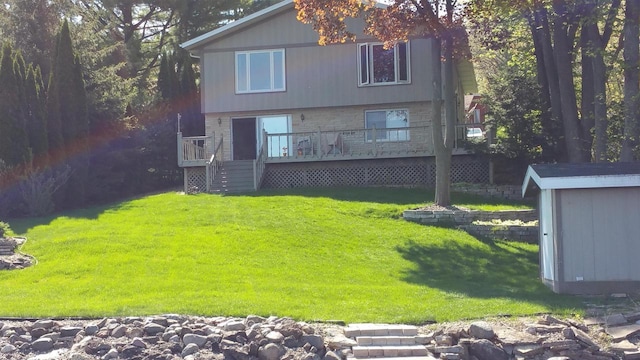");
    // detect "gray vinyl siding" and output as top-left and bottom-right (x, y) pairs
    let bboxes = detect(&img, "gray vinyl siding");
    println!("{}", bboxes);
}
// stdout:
(198, 7), (433, 114)
(558, 188), (640, 282)
(202, 8), (344, 51)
